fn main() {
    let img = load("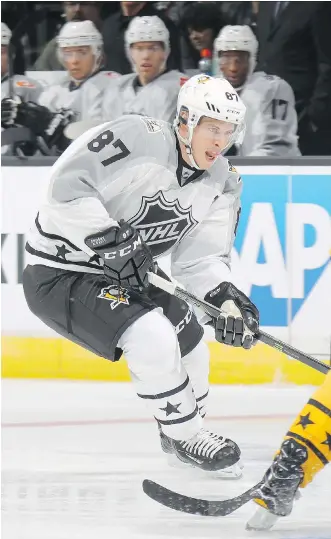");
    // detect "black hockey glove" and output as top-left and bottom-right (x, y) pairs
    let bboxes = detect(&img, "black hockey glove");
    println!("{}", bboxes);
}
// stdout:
(6, 97), (73, 150)
(85, 220), (155, 292)
(205, 282), (259, 350)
